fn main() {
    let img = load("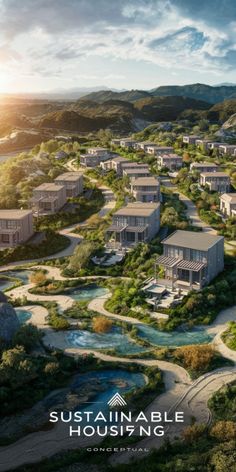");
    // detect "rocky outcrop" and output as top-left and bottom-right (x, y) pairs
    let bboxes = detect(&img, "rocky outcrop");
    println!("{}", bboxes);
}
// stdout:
(0, 292), (20, 343)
